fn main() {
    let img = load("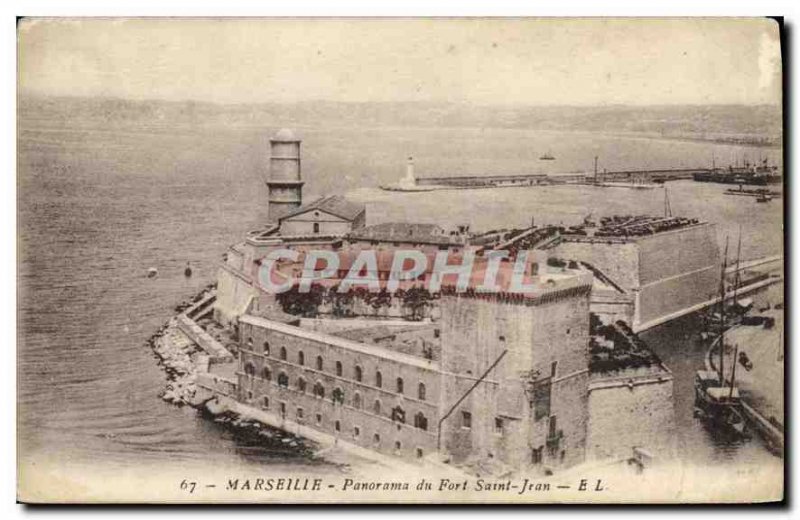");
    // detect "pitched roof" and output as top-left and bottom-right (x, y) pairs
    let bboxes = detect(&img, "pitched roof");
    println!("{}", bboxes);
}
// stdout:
(280, 195), (365, 222)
